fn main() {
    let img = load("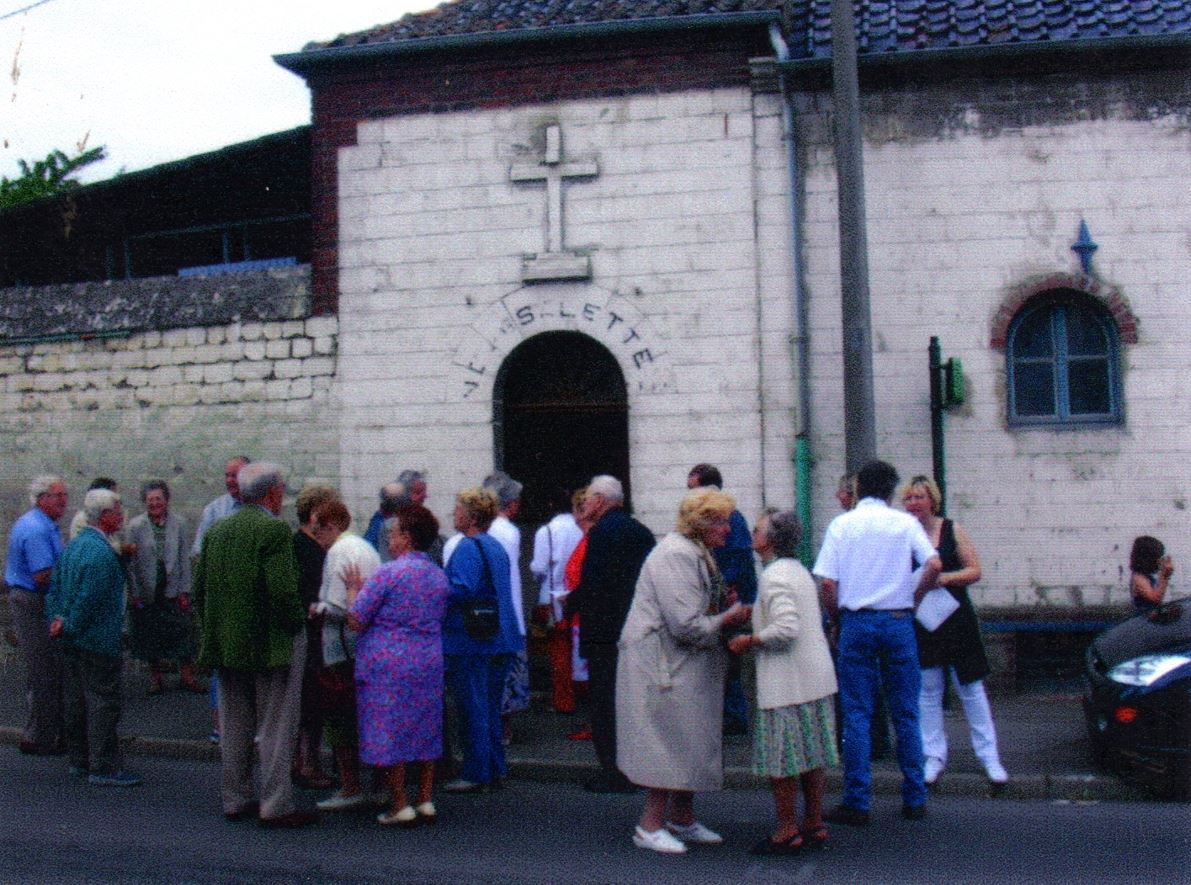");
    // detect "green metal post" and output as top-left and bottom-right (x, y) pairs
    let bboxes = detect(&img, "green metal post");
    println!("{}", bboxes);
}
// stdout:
(929, 336), (947, 515)
(795, 436), (814, 567)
